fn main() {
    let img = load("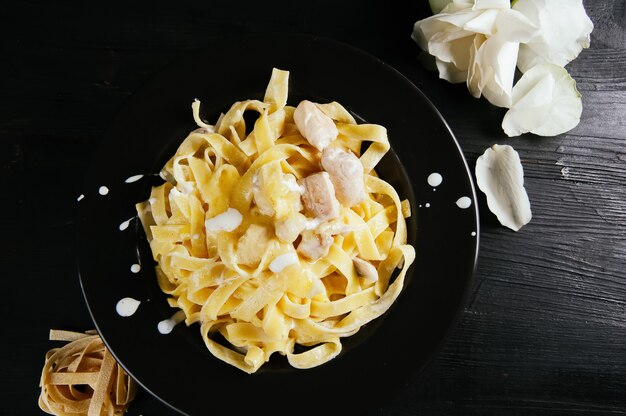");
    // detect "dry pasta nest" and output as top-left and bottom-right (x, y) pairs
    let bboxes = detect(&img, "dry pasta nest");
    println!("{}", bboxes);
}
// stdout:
(39, 329), (137, 416)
